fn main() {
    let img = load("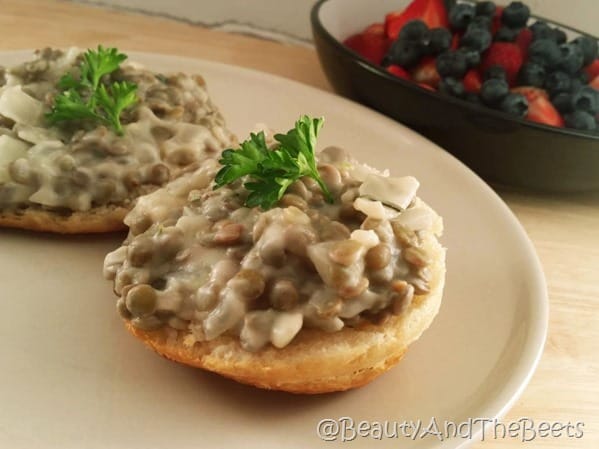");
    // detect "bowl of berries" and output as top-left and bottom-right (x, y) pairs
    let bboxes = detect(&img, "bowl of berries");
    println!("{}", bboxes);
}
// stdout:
(311, 0), (599, 191)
